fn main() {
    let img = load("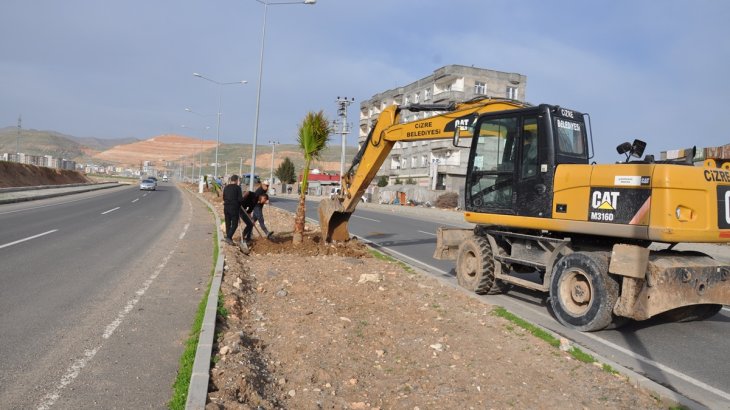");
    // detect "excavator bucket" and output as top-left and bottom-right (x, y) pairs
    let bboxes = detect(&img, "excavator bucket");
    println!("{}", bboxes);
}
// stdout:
(318, 198), (352, 242)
